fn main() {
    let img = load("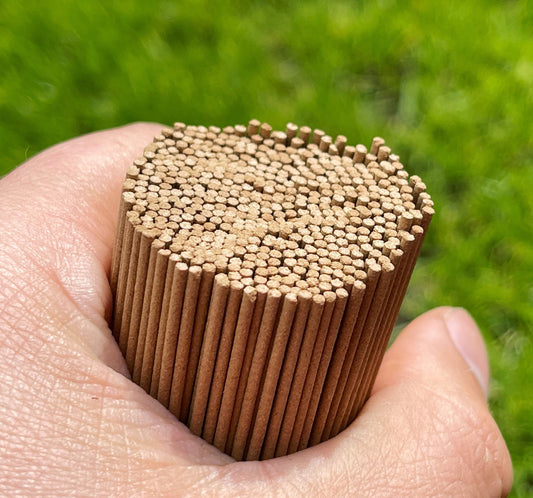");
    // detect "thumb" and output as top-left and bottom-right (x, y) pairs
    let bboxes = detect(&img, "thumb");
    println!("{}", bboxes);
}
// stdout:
(373, 306), (489, 401)
(365, 306), (513, 496)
